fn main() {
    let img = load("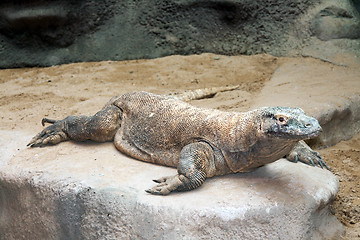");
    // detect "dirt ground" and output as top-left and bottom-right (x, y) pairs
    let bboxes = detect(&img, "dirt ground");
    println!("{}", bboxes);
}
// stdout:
(319, 134), (360, 239)
(0, 53), (359, 239)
